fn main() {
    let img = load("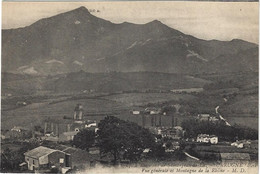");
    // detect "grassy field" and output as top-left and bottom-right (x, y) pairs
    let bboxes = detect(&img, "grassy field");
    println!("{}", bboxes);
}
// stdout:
(225, 116), (258, 130)
(101, 93), (195, 107)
